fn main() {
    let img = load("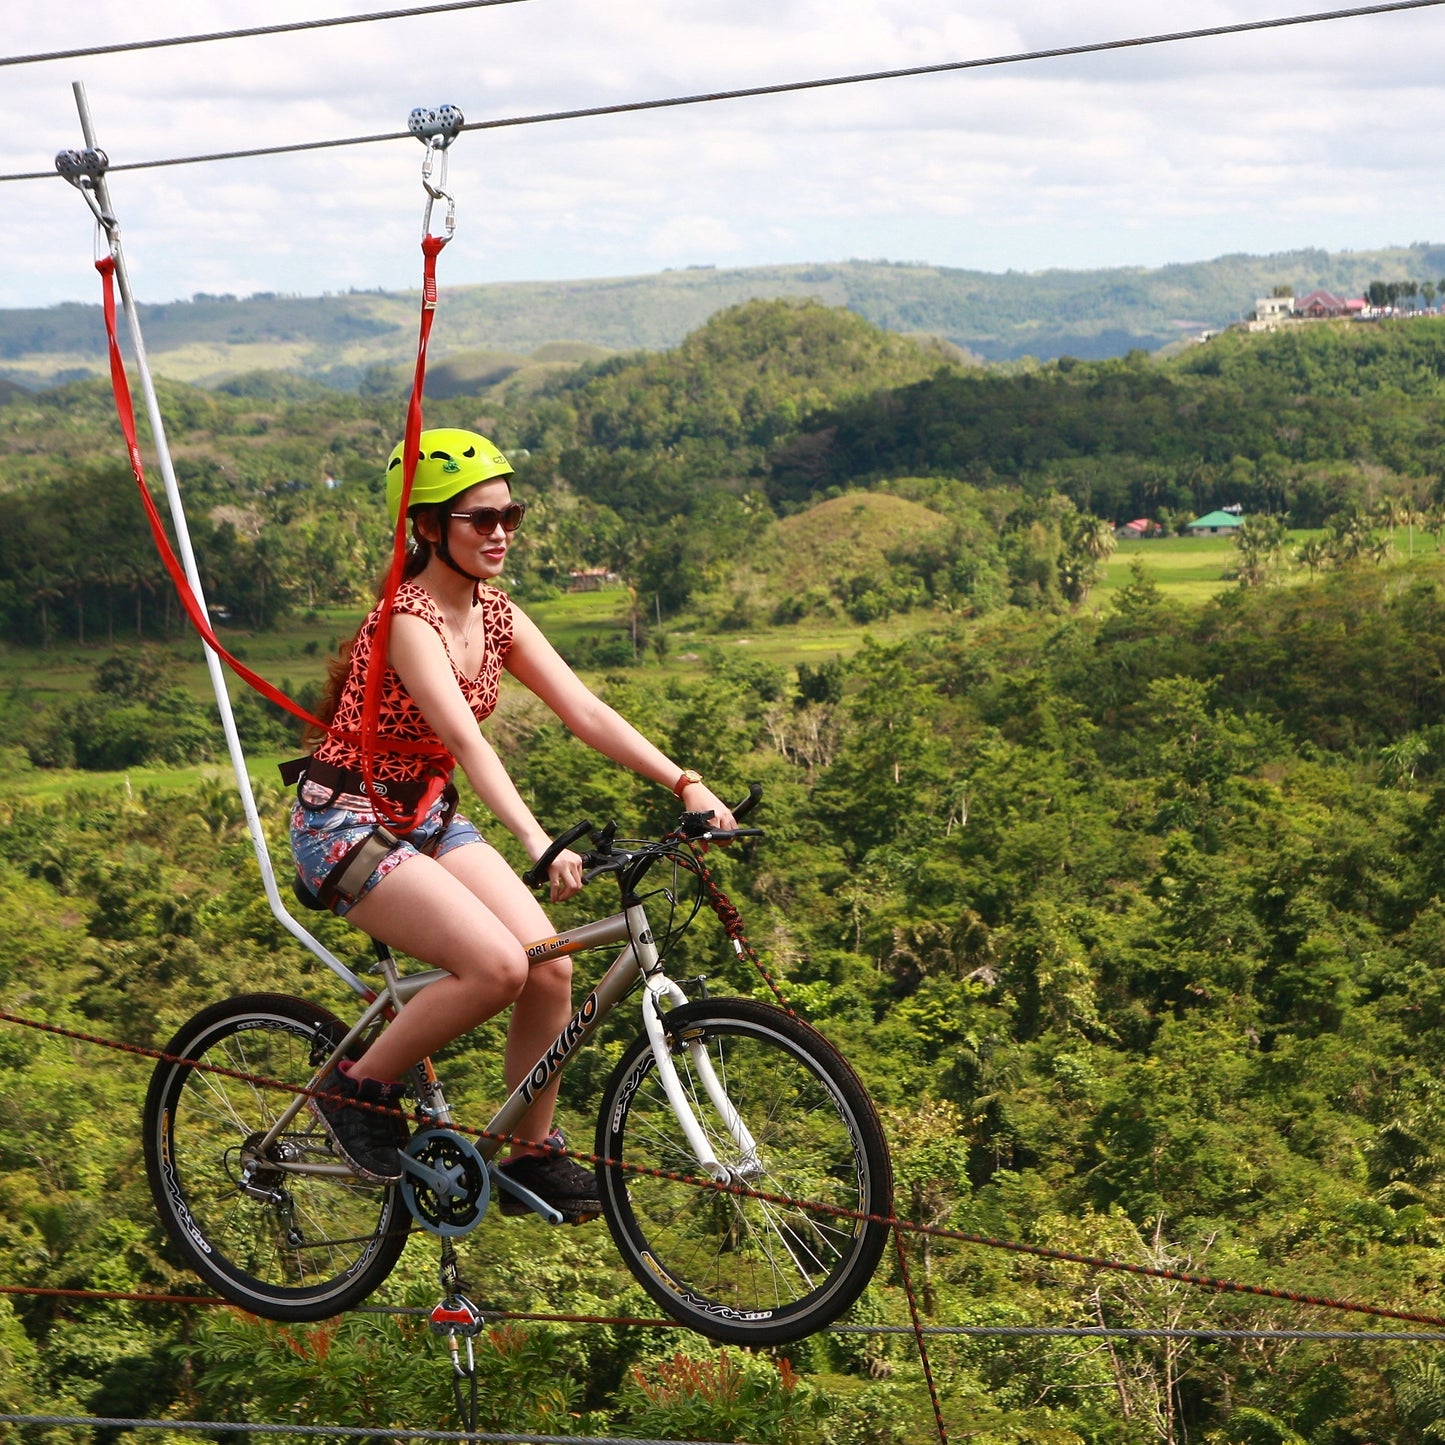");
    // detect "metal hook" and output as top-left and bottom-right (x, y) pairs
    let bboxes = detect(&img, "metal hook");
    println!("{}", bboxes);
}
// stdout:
(420, 141), (457, 240)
